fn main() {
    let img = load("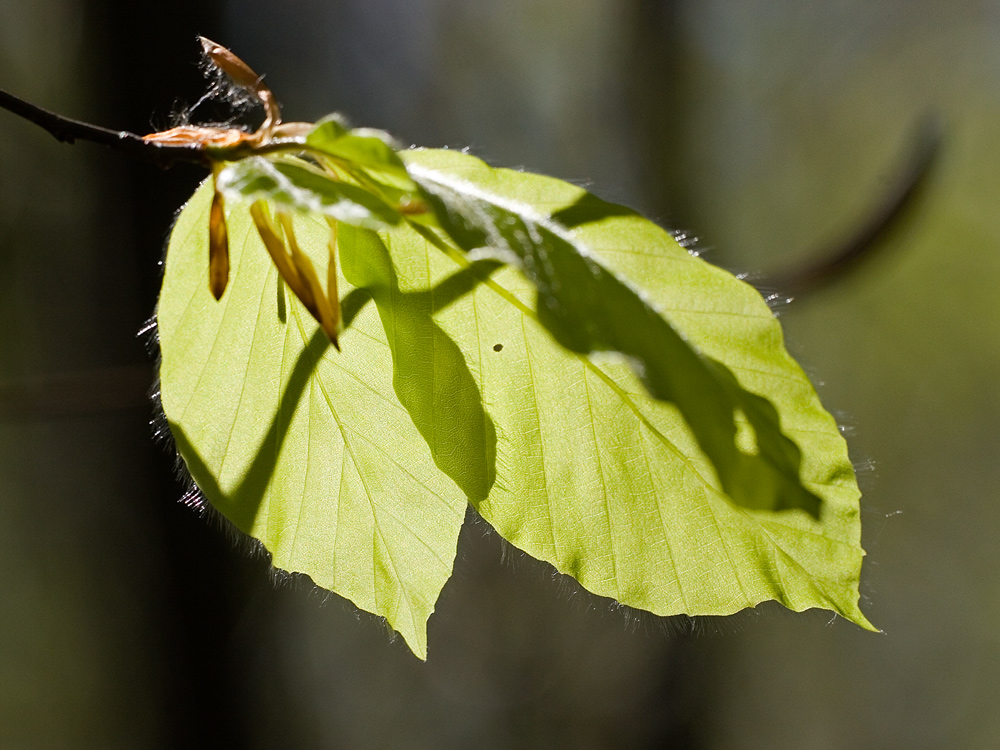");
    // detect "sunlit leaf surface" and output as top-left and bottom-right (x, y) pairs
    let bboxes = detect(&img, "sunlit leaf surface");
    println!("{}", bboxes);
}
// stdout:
(158, 151), (871, 658)
(218, 157), (403, 228)
(411, 155), (821, 517)
(158, 185), (469, 658)
(402, 150), (870, 627)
